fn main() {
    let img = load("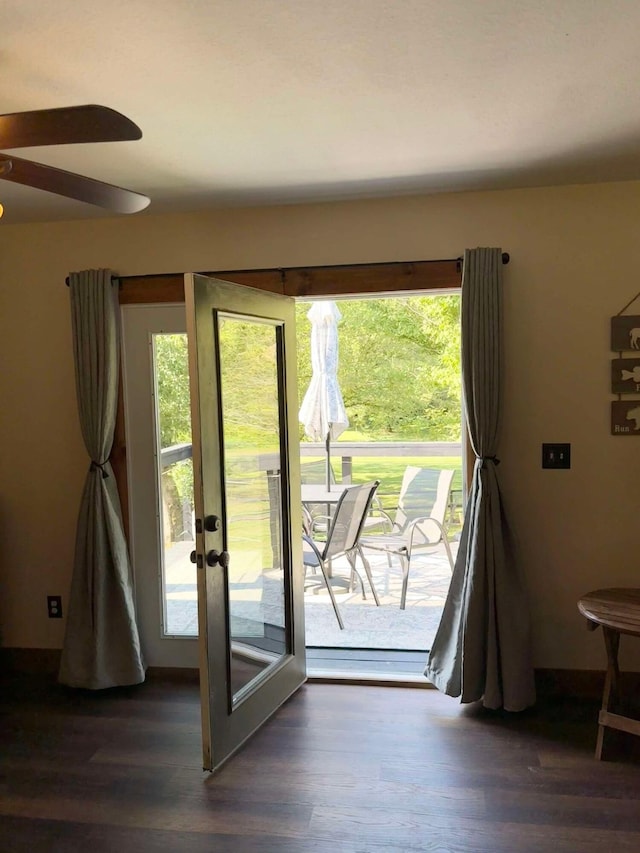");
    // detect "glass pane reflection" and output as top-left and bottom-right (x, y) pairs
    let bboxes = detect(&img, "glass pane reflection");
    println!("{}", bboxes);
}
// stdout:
(217, 315), (288, 701)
